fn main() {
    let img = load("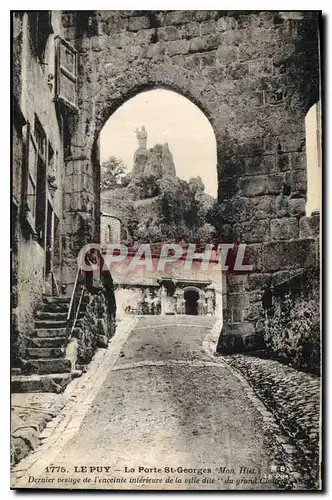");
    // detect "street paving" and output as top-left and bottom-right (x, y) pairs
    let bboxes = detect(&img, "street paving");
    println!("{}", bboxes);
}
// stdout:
(13, 315), (283, 490)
